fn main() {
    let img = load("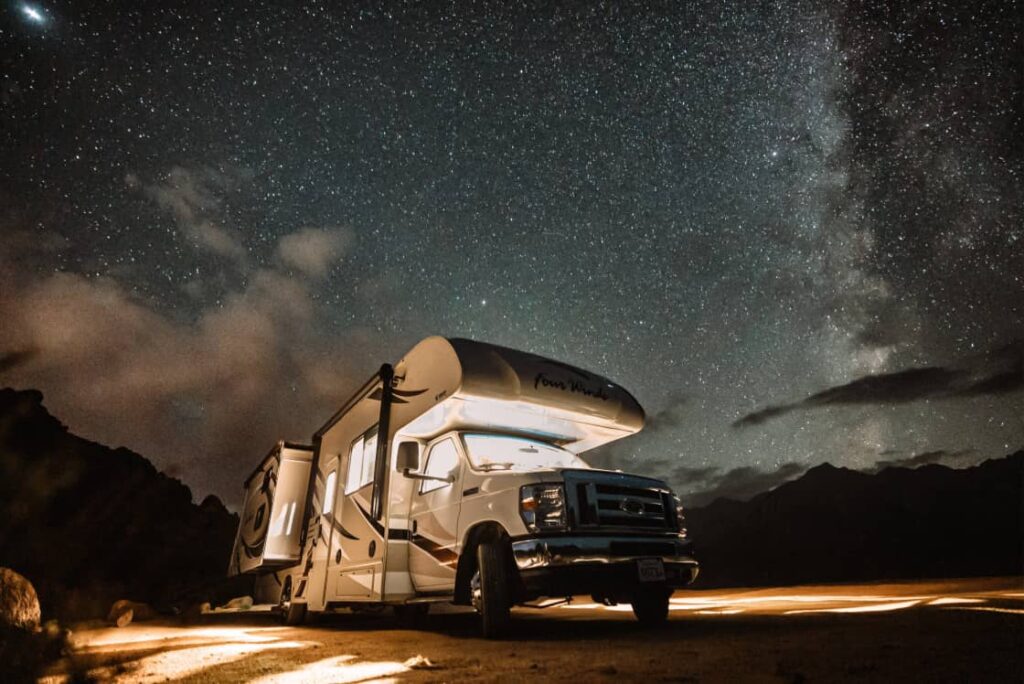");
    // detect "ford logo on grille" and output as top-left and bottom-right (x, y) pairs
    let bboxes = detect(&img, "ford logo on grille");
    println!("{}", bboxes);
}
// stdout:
(619, 498), (645, 515)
